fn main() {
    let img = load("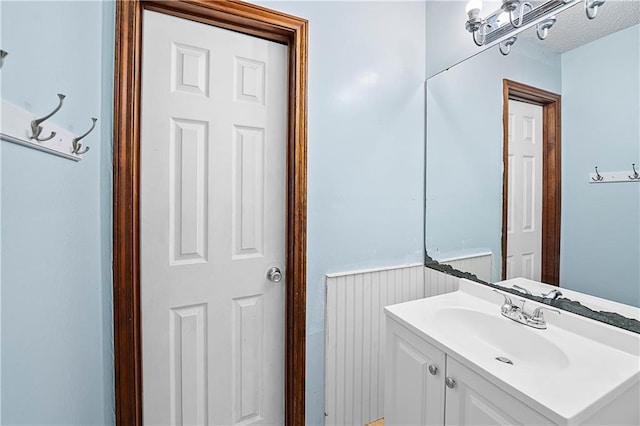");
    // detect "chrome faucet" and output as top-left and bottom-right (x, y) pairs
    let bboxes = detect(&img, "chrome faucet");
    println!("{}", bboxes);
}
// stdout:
(493, 289), (560, 329)
(542, 288), (563, 300)
(512, 284), (532, 295)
